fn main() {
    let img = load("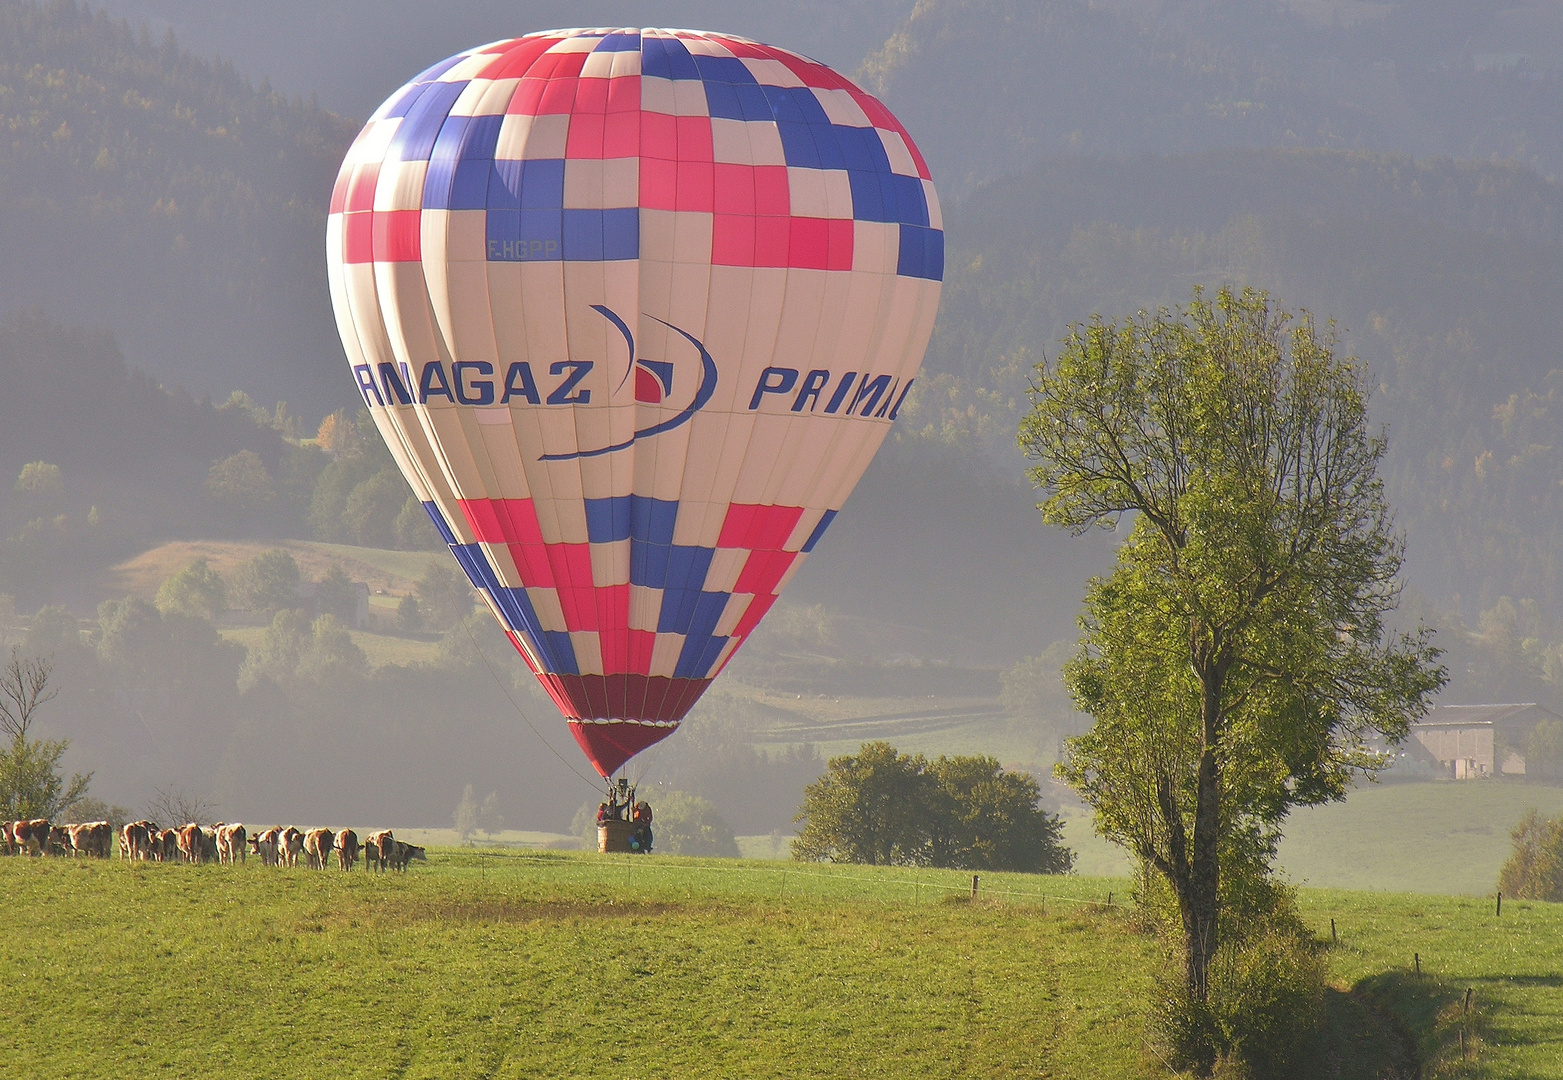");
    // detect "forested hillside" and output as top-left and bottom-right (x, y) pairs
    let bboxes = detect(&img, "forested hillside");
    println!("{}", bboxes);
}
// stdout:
(91, 0), (920, 119)
(865, 0), (1563, 194)
(907, 143), (1563, 707)
(0, 0), (355, 406)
